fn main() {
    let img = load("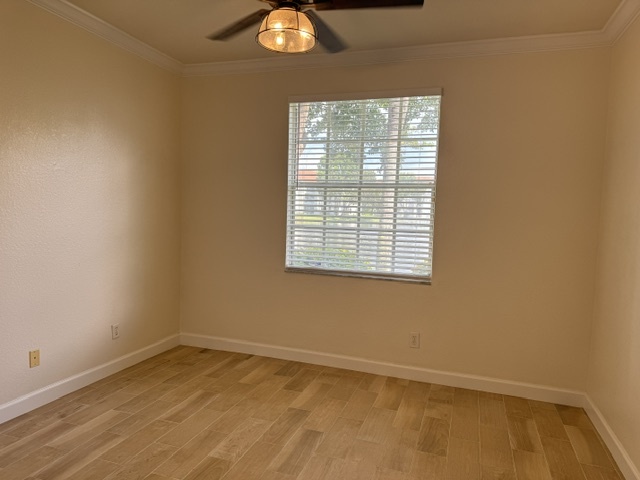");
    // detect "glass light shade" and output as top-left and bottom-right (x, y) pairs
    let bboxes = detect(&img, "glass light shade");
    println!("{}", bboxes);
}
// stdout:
(256, 7), (317, 53)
